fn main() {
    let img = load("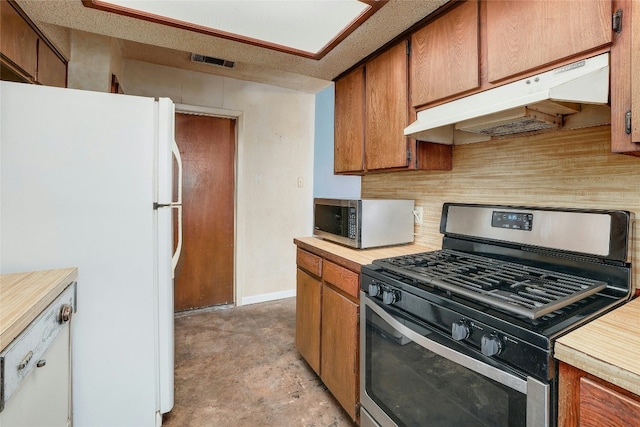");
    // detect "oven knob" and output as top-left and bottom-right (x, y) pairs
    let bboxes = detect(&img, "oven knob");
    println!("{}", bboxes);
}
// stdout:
(368, 283), (381, 297)
(481, 334), (503, 357)
(382, 289), (399, 305)
(451, 320), (470, 341)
